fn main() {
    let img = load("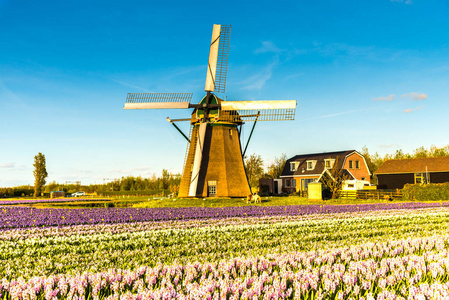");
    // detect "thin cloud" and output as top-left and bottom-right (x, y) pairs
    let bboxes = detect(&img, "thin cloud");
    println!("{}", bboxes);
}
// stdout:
(240, 60), (278, 91)
(379, 144), (400, 148)
(391, 0), (412, 4)
(301, 108), (372, 121)
(403, 105), (425, 113)
(402, 92), (427, 100)
(0, 162), (15, 168)
(109, 167), (151, 173)
(294, 42), (403, 63)
(255, 41), (283, 54)
(373, 94), (395, 101)
(111, 79), (152, 92)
